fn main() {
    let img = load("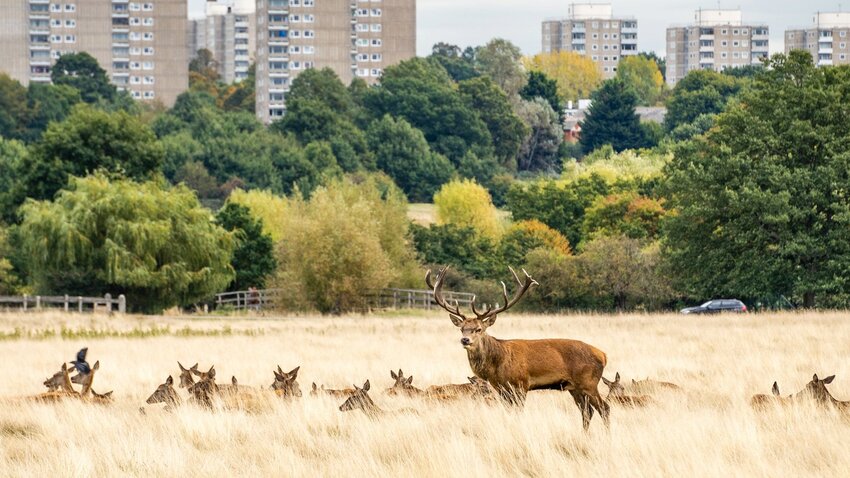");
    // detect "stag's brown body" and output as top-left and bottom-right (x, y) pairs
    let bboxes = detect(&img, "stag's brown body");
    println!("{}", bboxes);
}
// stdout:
(427, 267), (610, 430)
